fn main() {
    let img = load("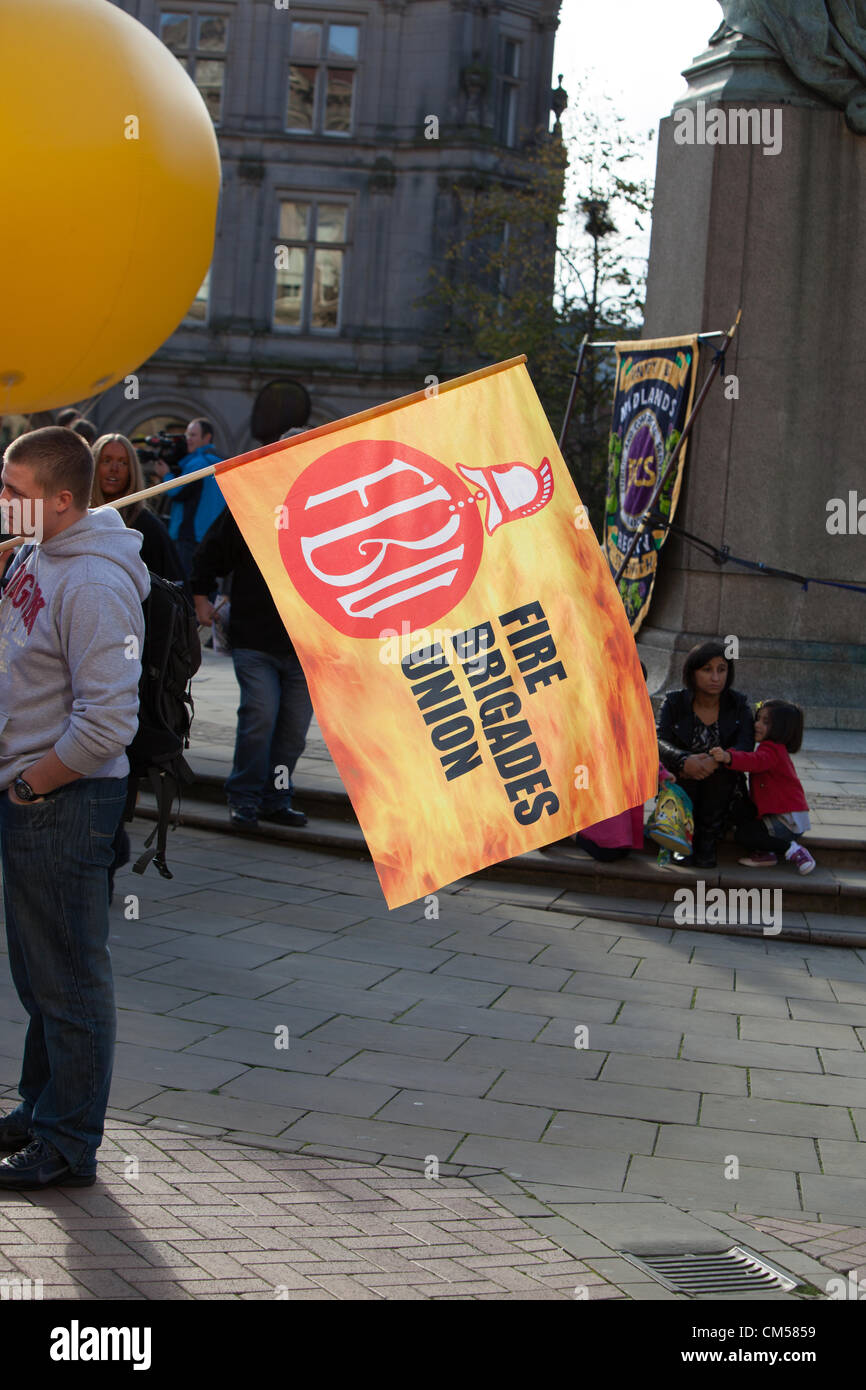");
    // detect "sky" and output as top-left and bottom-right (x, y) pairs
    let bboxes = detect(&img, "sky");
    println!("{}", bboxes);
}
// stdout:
(553, 0), (723, 173)
(551, 0), (723, 307)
